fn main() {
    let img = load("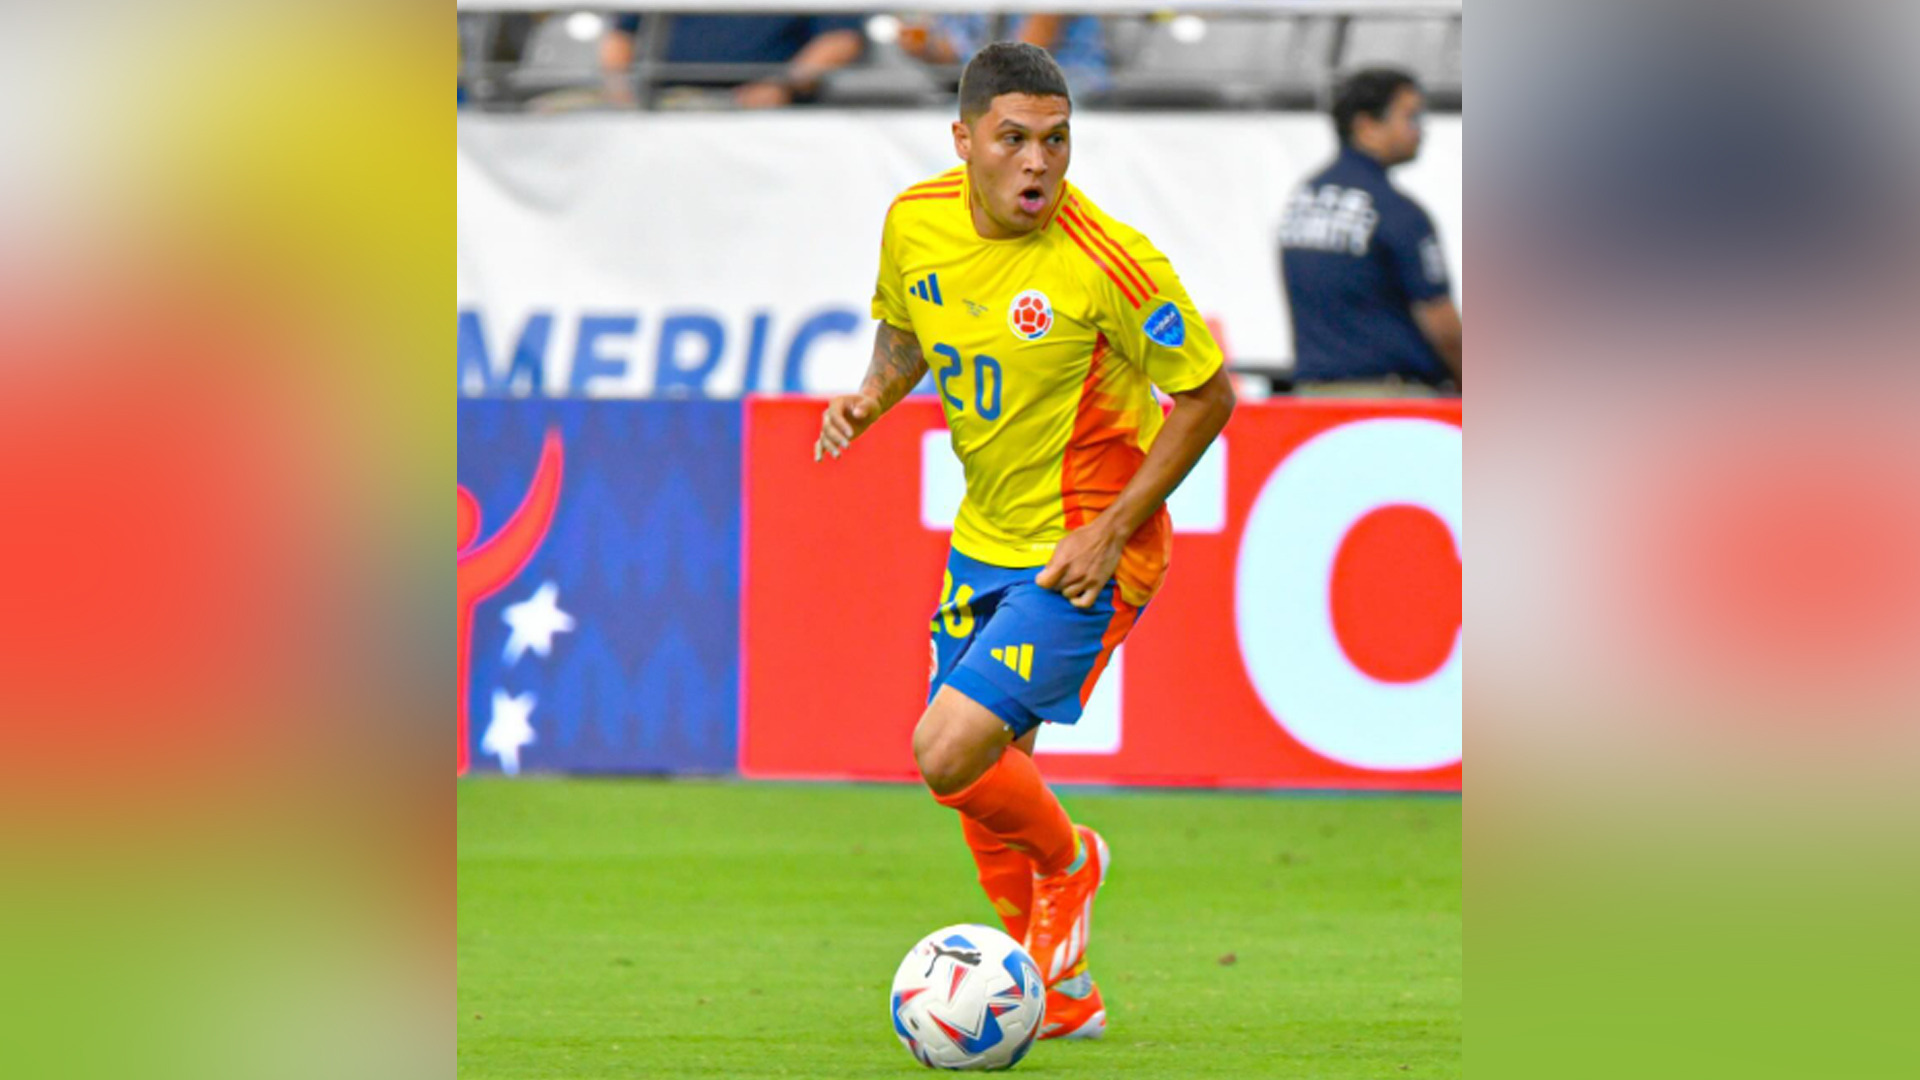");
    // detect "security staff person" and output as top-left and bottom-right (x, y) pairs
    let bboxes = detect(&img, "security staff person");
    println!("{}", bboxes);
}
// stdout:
(1281, 68), (1462, 394)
